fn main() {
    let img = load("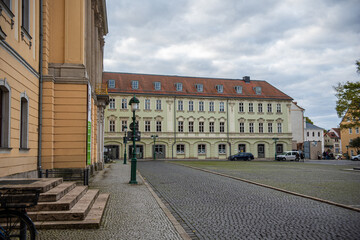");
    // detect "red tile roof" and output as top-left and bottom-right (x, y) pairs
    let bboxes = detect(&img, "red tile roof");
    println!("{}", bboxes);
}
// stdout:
(103, 72), (293, 100)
